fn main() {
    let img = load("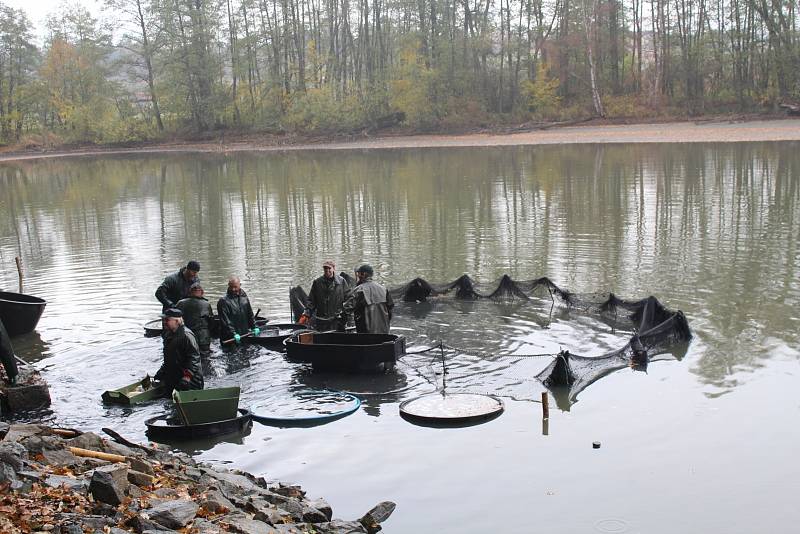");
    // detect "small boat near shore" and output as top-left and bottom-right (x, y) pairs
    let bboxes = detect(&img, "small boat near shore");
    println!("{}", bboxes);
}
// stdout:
(0, 291), (46, 337)
(283, 332), (406, 372)
(101, 376), (166, 405)
(145, 408), (252, 441)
